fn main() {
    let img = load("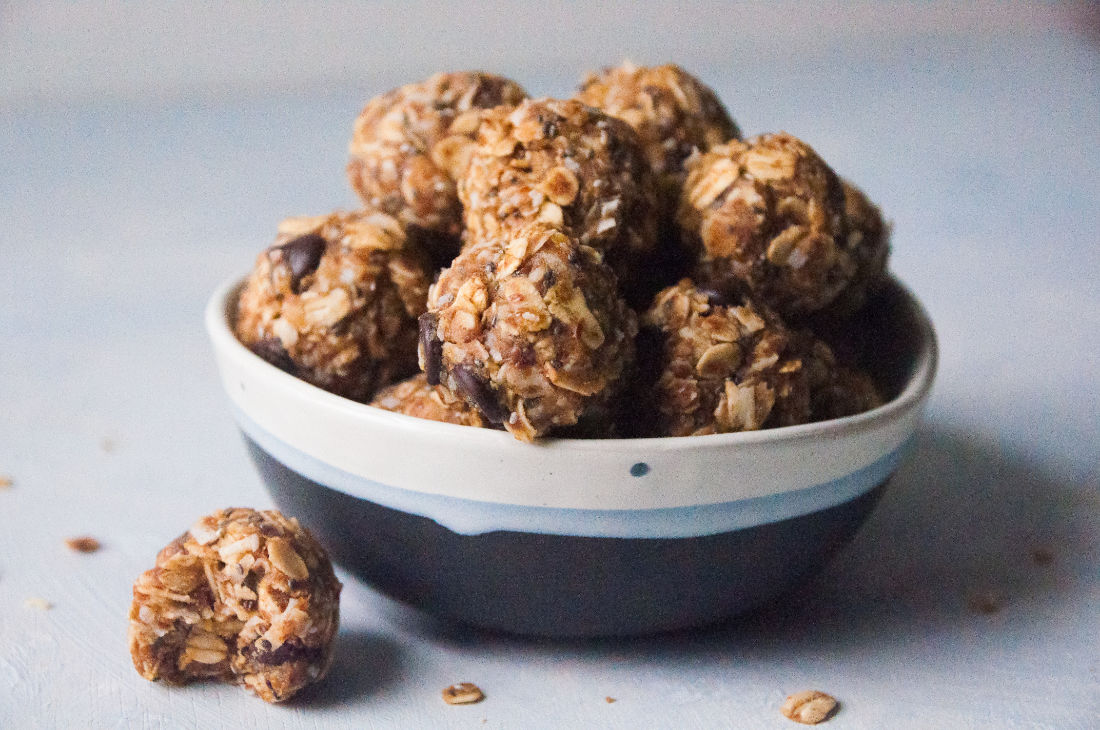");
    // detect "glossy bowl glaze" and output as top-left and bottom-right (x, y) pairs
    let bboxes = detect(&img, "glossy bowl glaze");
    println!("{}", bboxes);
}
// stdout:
(206, 276), (936, 637)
